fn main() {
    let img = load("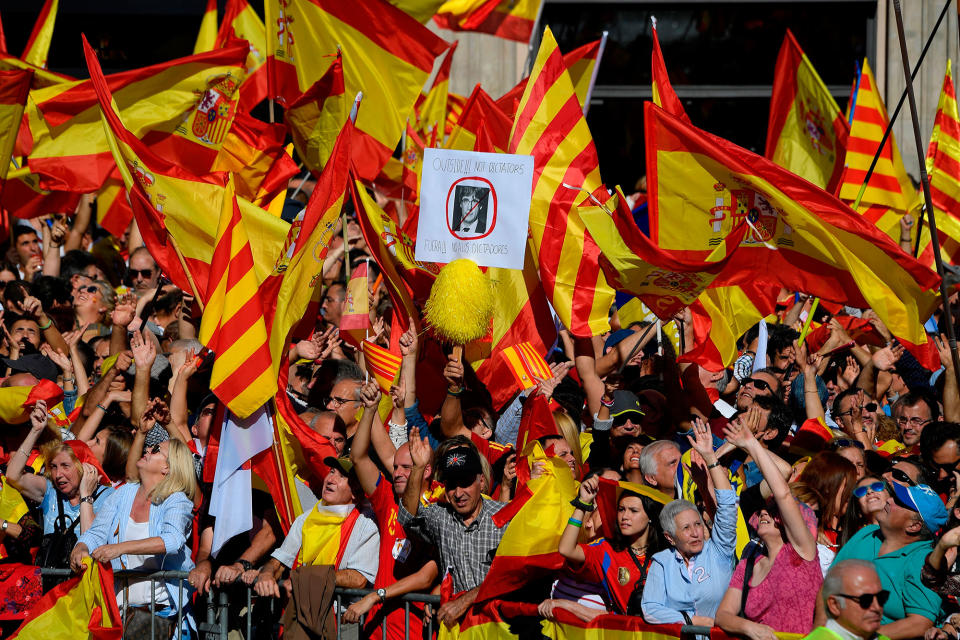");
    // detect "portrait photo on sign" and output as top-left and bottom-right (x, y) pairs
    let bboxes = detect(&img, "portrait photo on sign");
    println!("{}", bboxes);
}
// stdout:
(448, 182), (494, 239)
